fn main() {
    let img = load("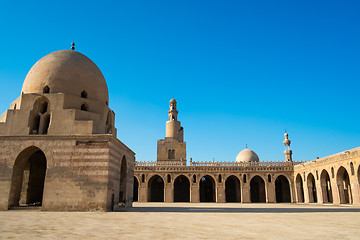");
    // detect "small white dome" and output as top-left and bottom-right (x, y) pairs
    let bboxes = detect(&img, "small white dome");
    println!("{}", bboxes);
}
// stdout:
(236, 148), (259, 162)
